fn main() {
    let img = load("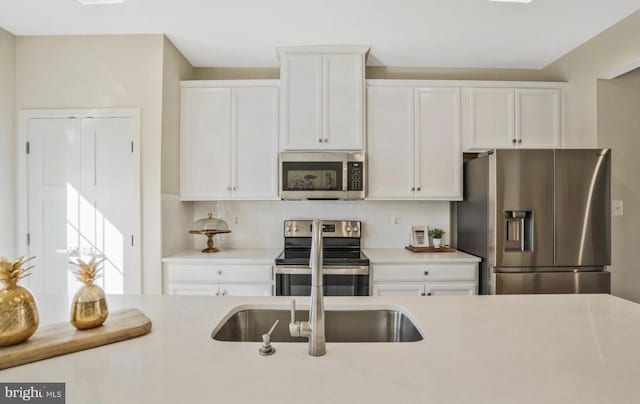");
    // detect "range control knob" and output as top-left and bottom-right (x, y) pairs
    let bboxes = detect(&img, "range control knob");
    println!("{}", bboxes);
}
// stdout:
(346, 227), (352, 232)
(294, 225), (300, 232)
